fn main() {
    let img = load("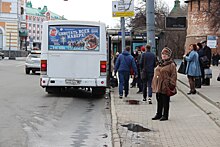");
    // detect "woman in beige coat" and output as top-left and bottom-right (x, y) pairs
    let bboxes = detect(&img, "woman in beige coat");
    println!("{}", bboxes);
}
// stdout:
(152, 47), (177, 121)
